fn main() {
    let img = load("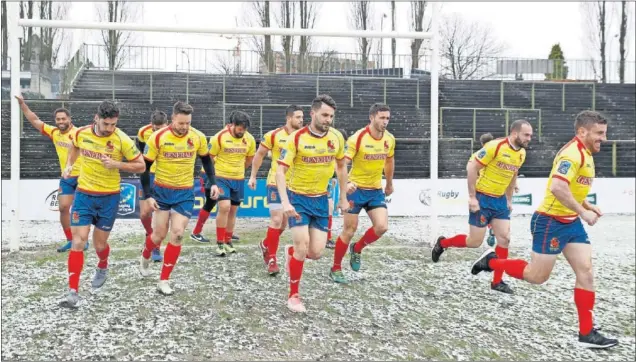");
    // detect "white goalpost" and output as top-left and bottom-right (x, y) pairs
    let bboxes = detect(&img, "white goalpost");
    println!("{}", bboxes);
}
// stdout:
(6, 3), (440, 252)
